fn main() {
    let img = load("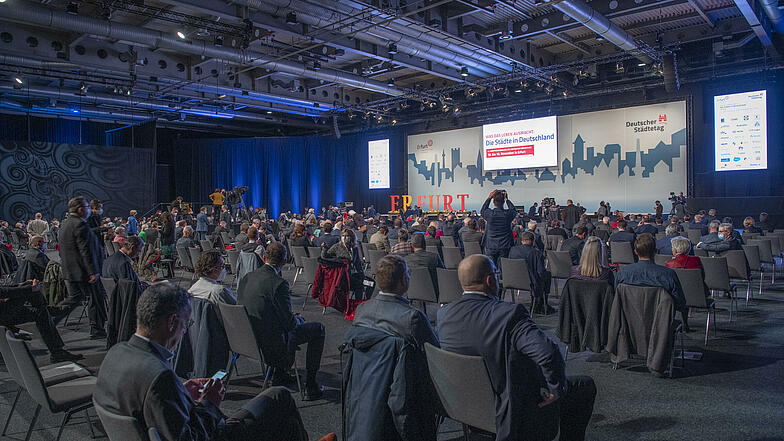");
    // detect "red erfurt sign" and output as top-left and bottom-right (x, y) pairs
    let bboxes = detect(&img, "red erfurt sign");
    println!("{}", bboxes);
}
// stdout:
(390, 194), (469, 212)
